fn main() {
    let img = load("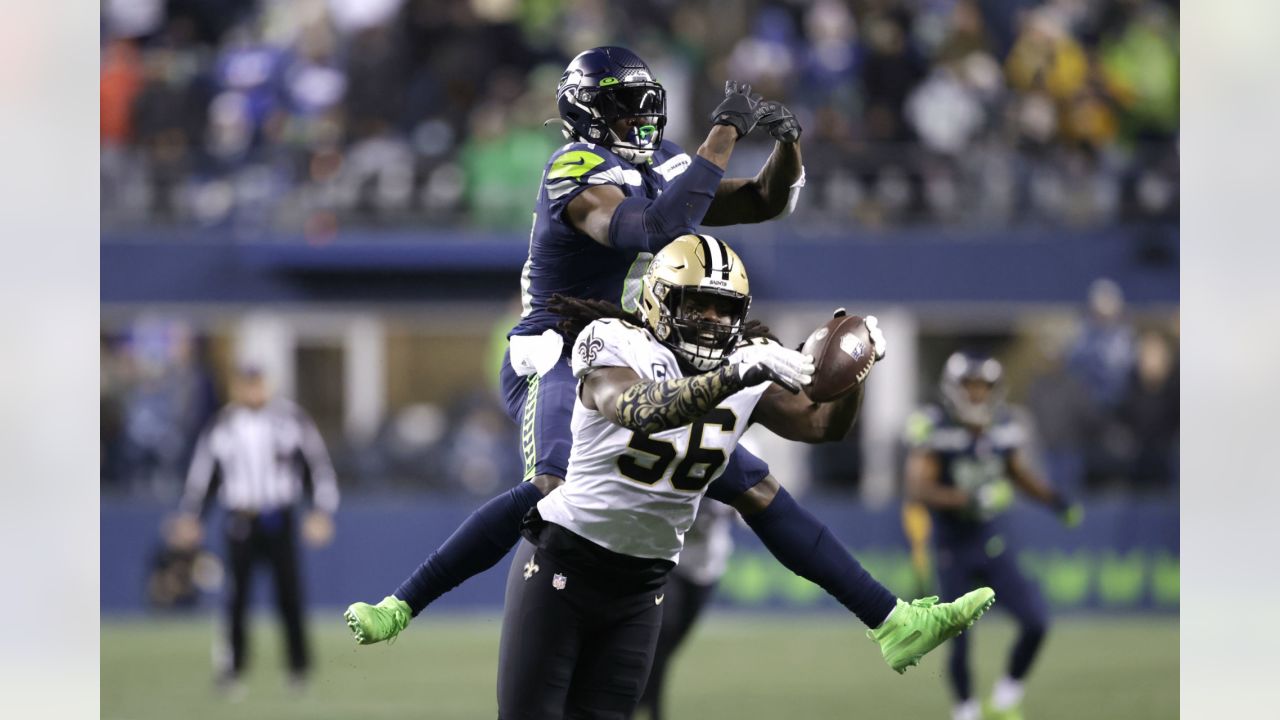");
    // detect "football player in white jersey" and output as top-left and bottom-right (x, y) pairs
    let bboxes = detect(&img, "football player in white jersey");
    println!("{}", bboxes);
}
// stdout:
(494, 234), (996, 719)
